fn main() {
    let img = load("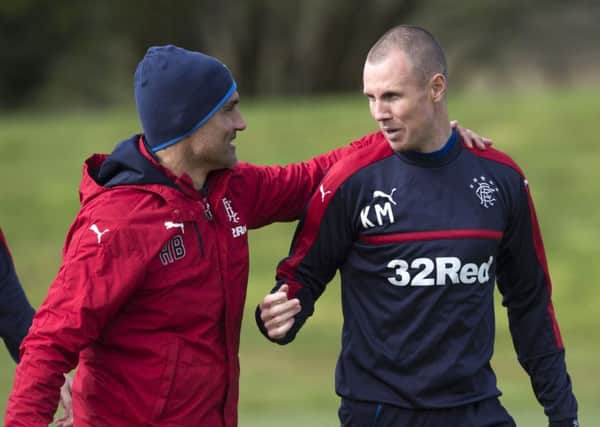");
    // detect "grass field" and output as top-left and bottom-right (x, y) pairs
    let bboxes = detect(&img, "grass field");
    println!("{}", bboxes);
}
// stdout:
(1, 87), (599, 425)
